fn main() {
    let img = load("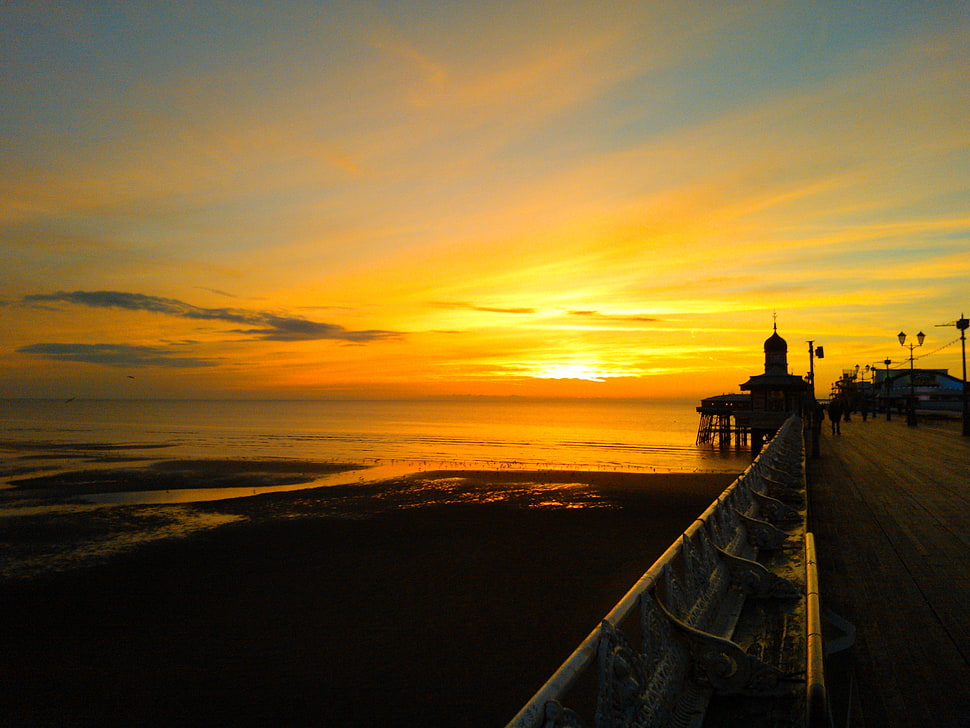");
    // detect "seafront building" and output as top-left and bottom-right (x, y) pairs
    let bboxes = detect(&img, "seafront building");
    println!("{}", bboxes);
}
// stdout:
(872, 368), (964, 415)
(831, 365), (964, 418)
